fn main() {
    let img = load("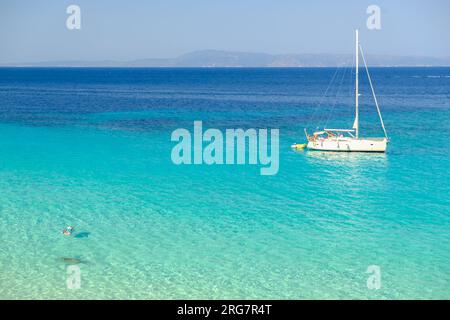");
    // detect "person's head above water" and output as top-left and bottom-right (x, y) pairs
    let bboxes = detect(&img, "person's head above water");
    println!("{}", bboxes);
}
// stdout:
(62, 226), (74, 236)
